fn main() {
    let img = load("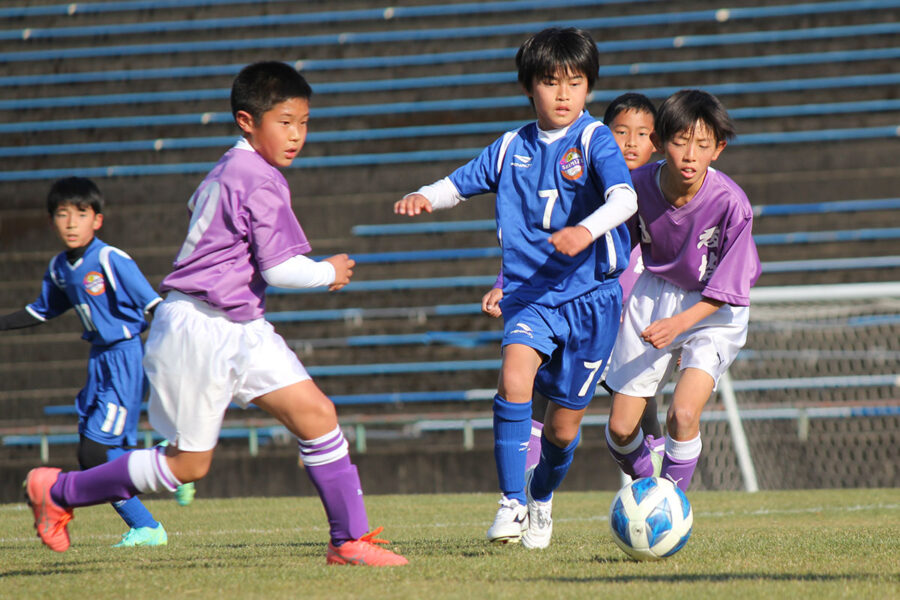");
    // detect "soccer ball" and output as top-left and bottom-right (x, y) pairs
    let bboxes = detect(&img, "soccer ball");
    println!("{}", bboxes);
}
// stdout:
(609, 477), (693, 561)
